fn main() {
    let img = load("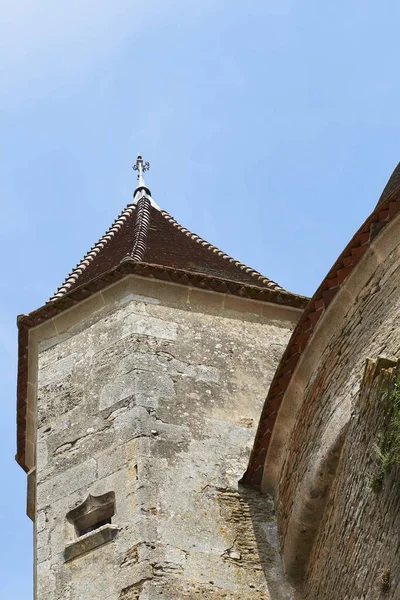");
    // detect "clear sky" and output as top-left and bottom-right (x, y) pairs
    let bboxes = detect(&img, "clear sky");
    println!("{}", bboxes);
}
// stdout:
(1, 1), (400, 596)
